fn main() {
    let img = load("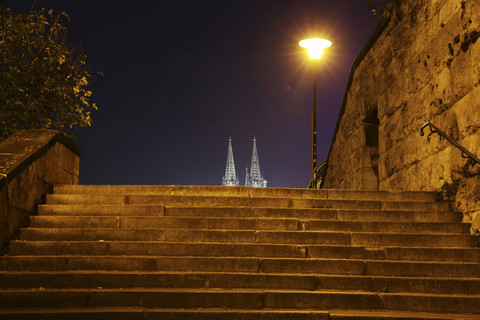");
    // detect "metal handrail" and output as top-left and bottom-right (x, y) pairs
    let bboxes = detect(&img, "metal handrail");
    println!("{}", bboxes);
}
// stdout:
(307, 160), (328, 189)
(420, 122), (480, 166)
